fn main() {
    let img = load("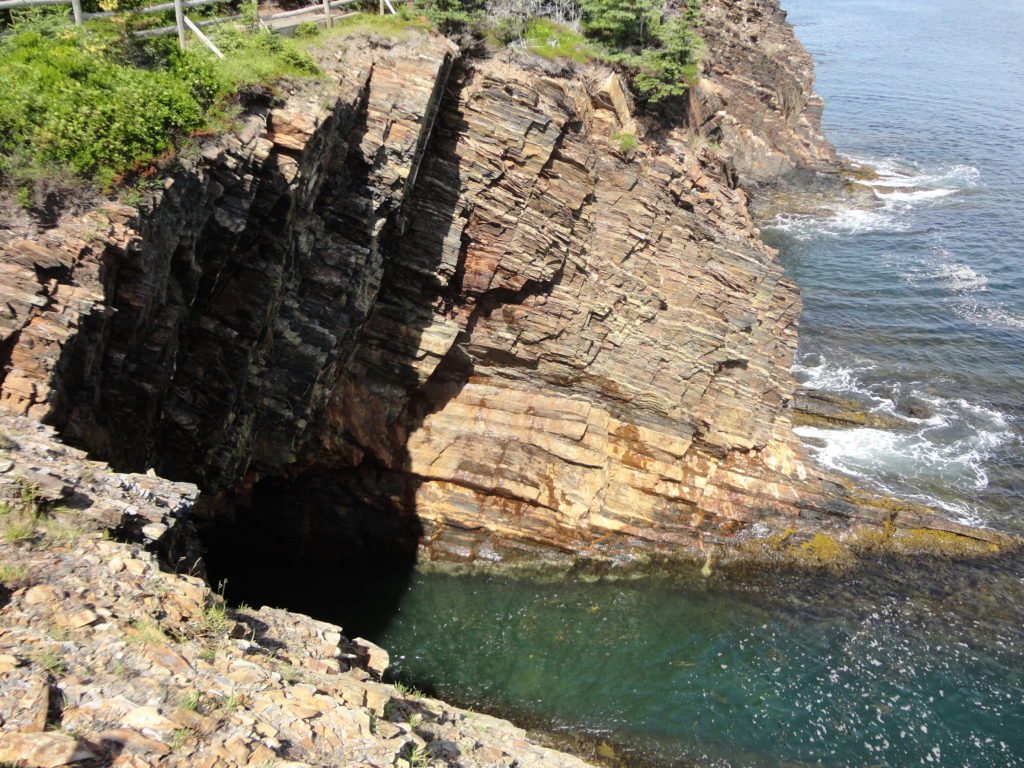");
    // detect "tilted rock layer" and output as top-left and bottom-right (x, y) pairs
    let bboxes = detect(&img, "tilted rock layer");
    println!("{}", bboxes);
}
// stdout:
(0, 0), (991, 566)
